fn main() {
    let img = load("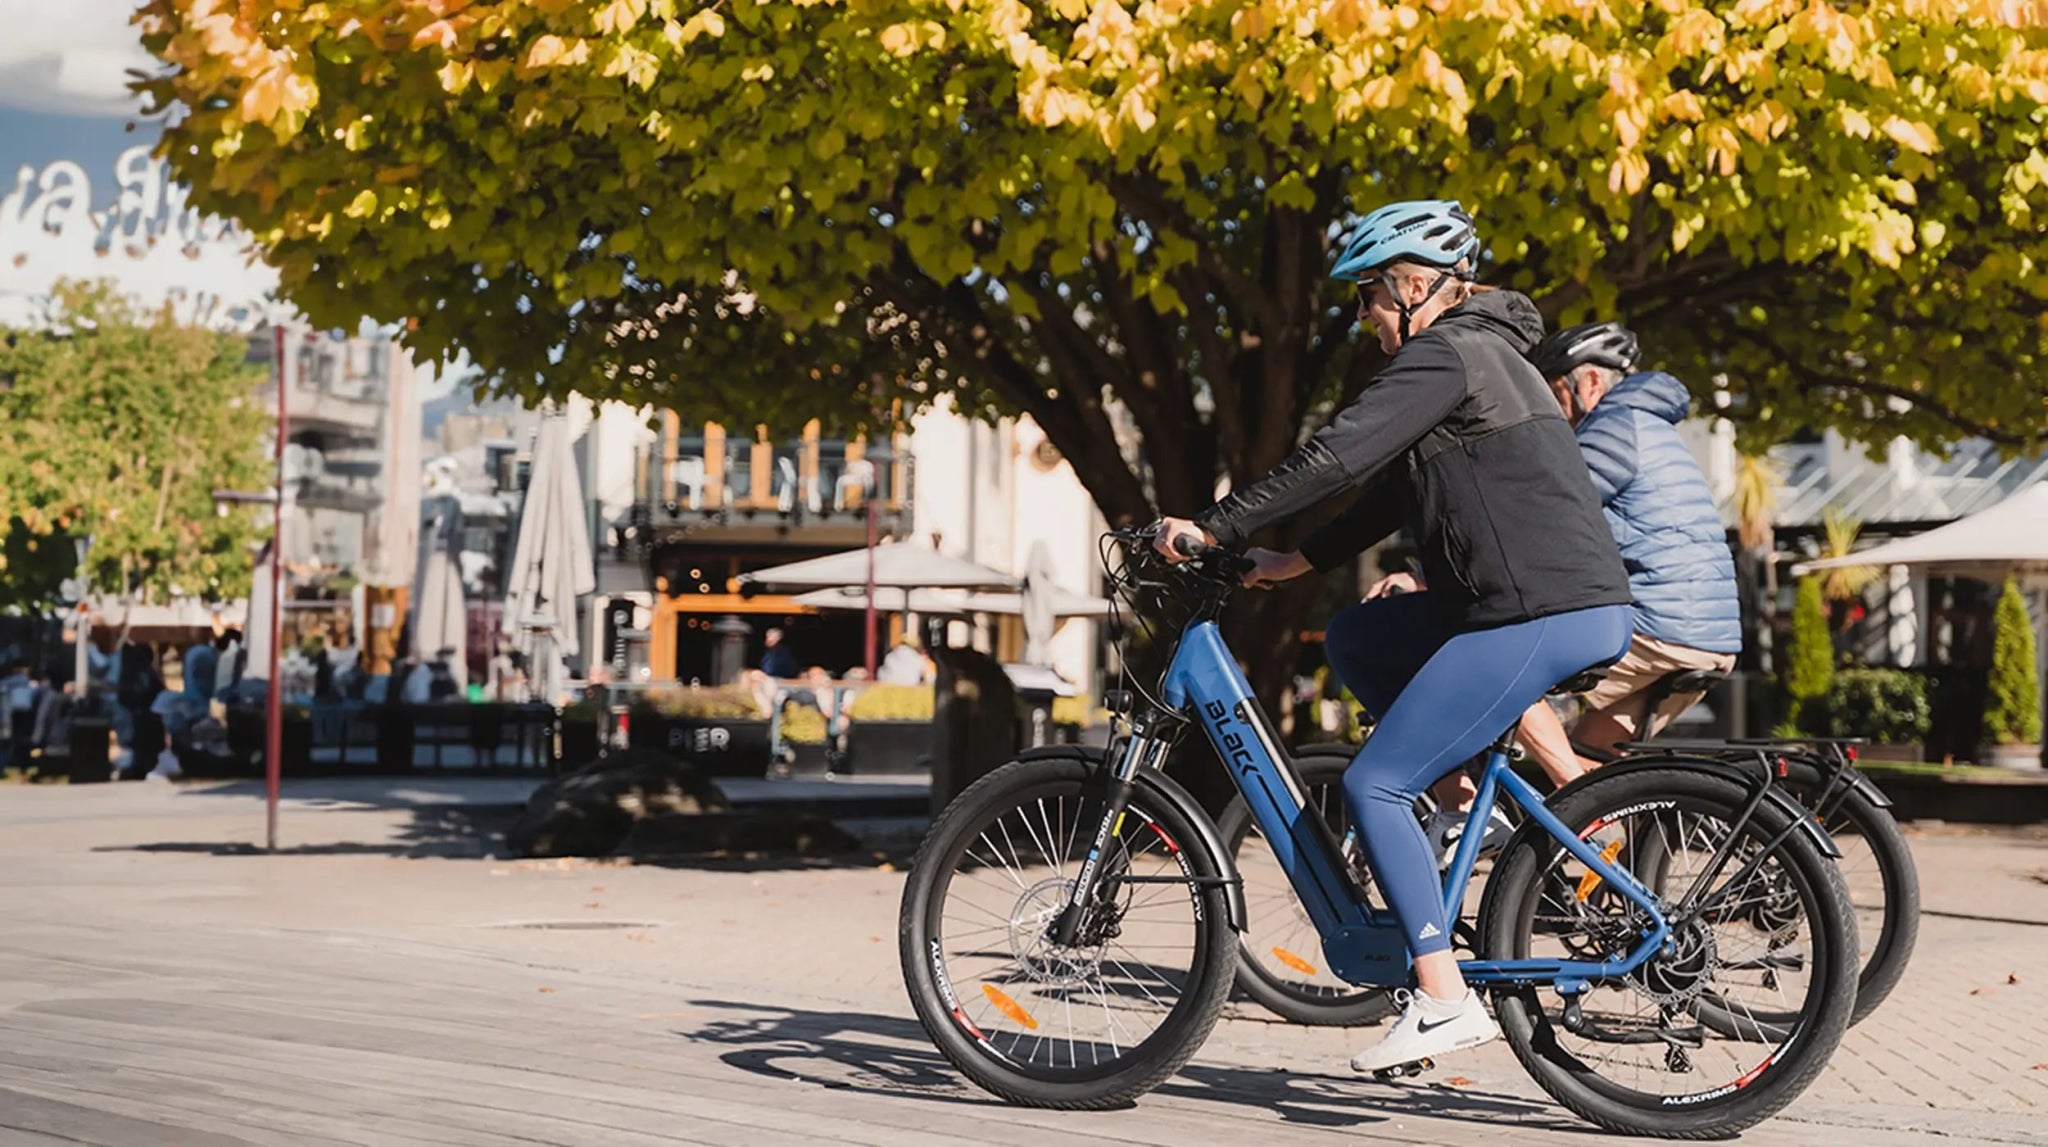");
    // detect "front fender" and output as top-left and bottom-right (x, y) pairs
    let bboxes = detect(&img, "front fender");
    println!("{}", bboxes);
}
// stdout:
(1016, 745), (1247, 933)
